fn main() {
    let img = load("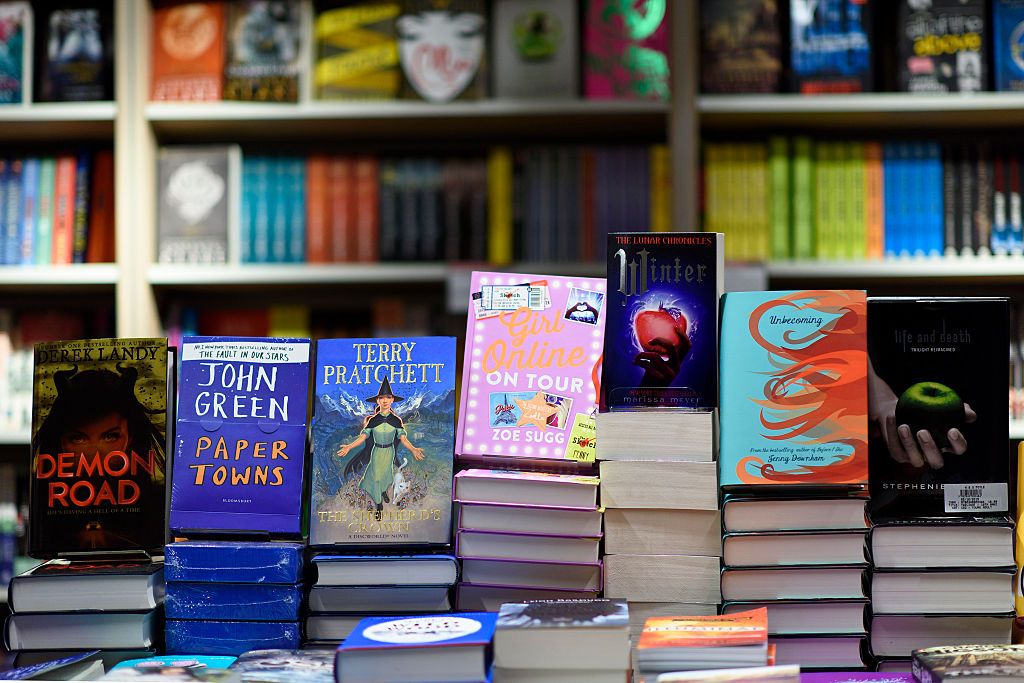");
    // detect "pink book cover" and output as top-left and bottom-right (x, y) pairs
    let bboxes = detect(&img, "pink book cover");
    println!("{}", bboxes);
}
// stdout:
(456, 271), (606, 464)
(583, 0), (670, 101)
